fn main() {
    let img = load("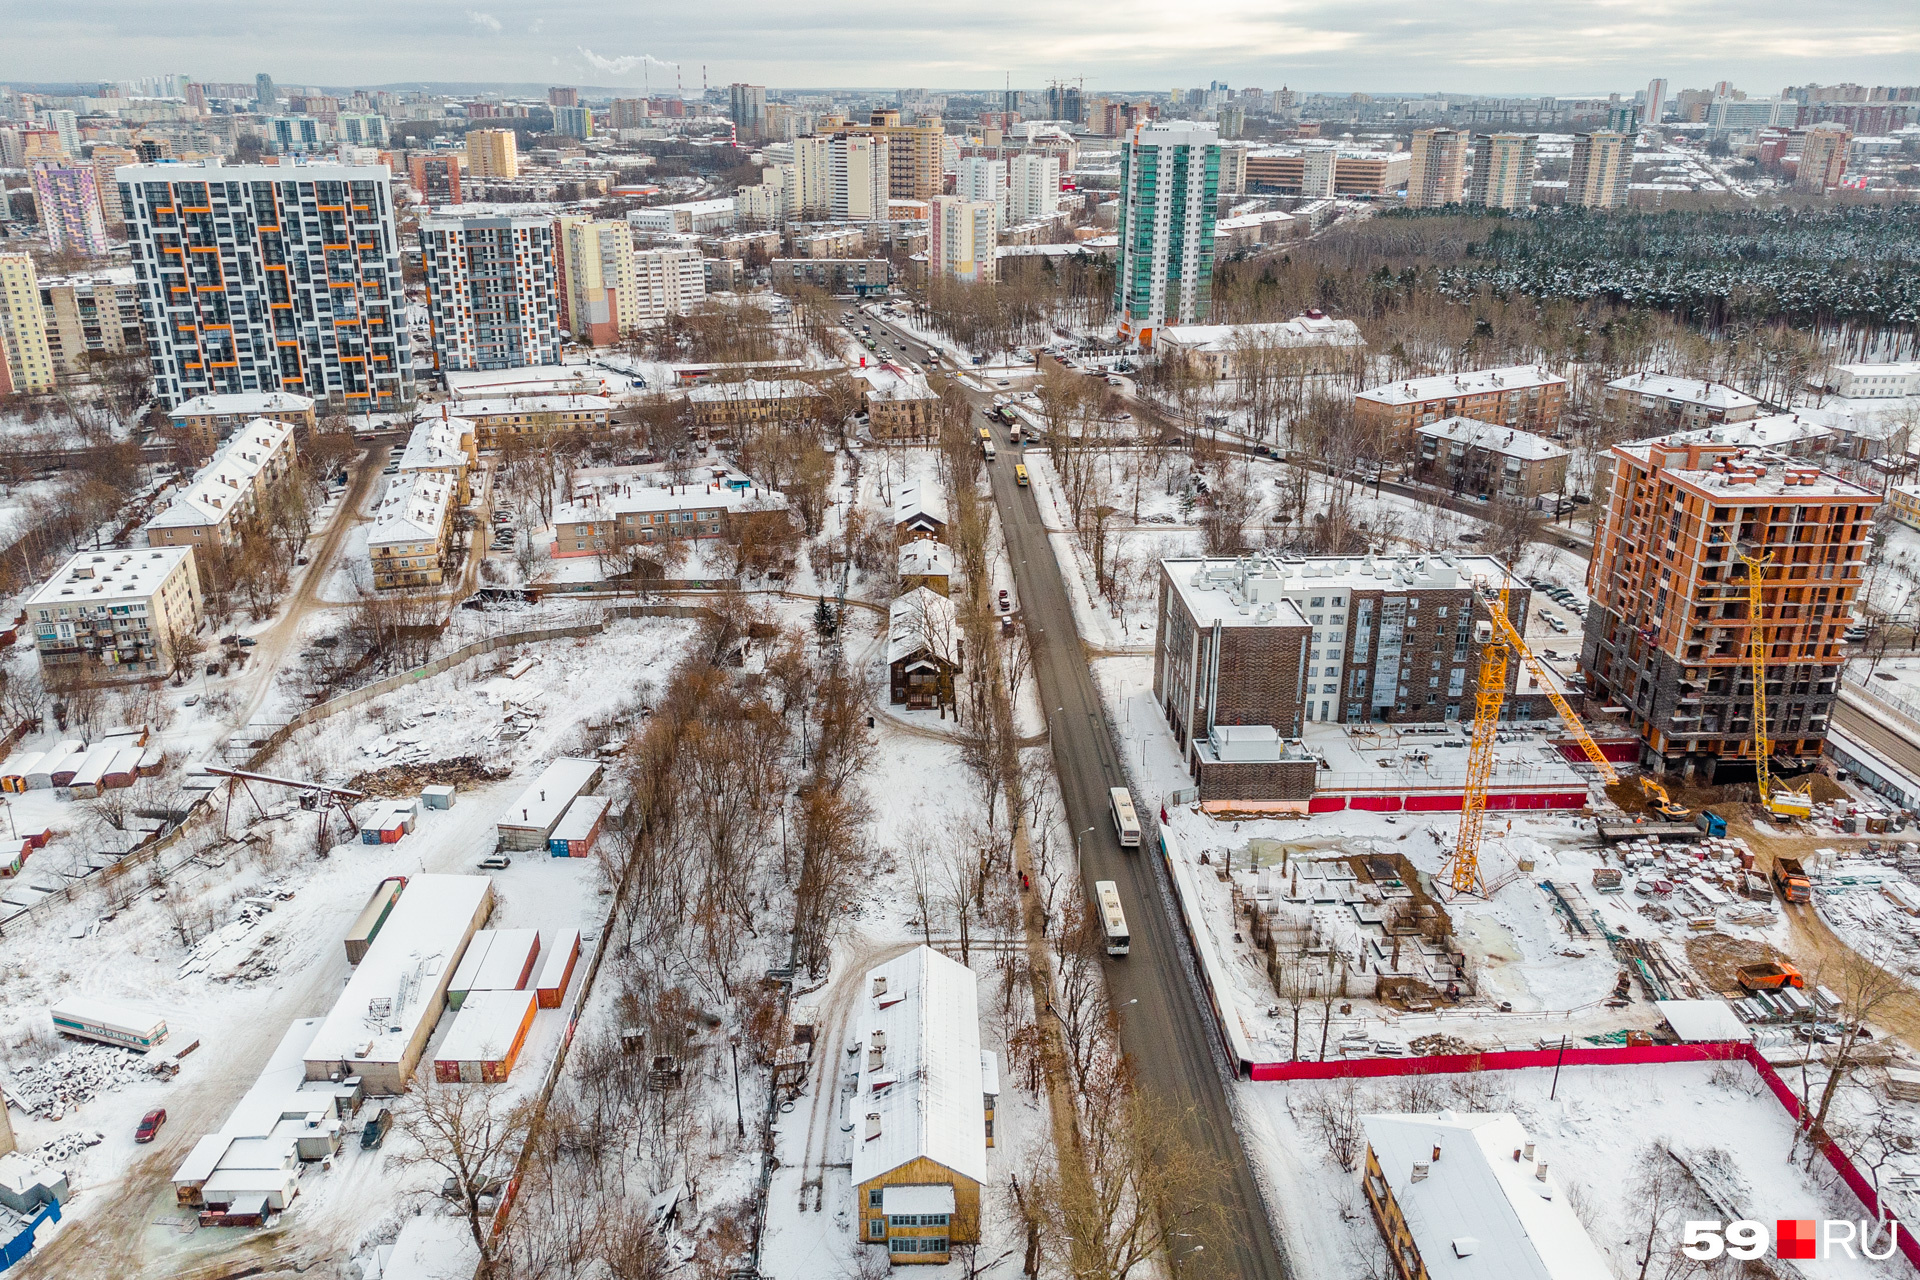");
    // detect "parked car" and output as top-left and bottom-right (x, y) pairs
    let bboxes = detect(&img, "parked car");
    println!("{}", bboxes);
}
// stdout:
(361, 1107), (392, 1150)
(479, 853), (512, 870)
(998, 589), (1011, 610)
(136, 1108), (167, 1143)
